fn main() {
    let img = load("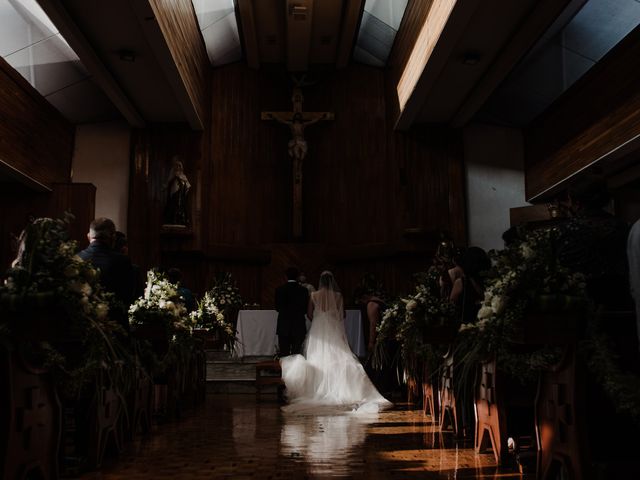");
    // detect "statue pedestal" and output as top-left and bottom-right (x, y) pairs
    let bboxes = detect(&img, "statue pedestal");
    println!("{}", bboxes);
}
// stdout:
(160, 224), (192, 236)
